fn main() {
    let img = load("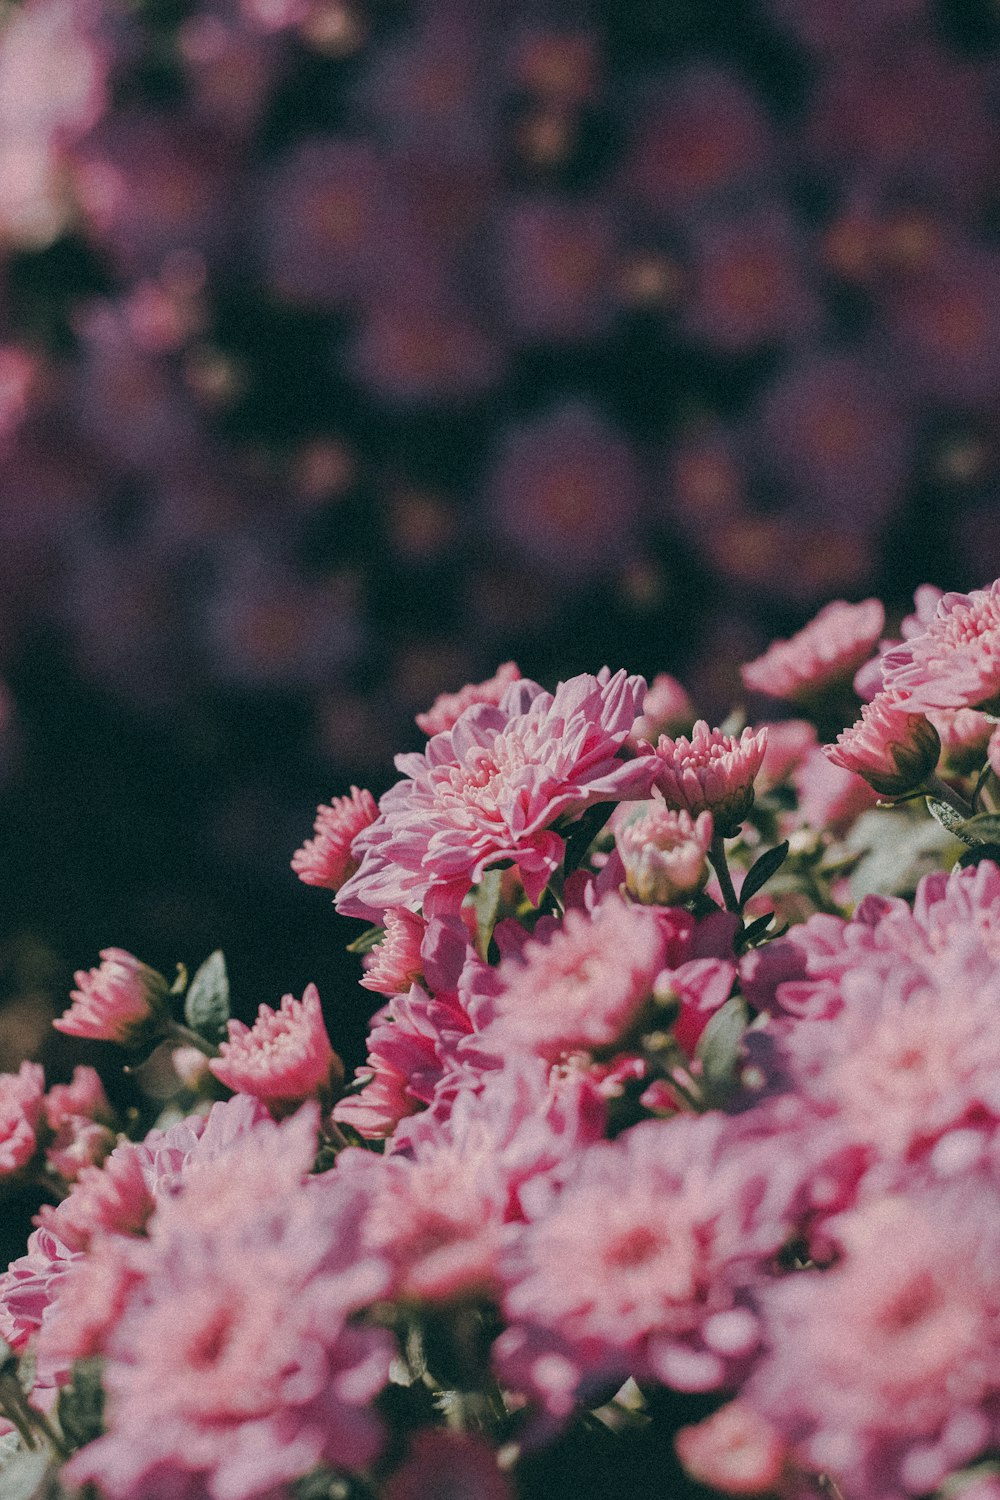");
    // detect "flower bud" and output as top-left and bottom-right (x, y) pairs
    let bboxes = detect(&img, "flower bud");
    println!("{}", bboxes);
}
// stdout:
(616, 803), (713, 905)
(824, 692), (940, 796)
(653, 721), (768, 837)
(54, 949), (168, 1044)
